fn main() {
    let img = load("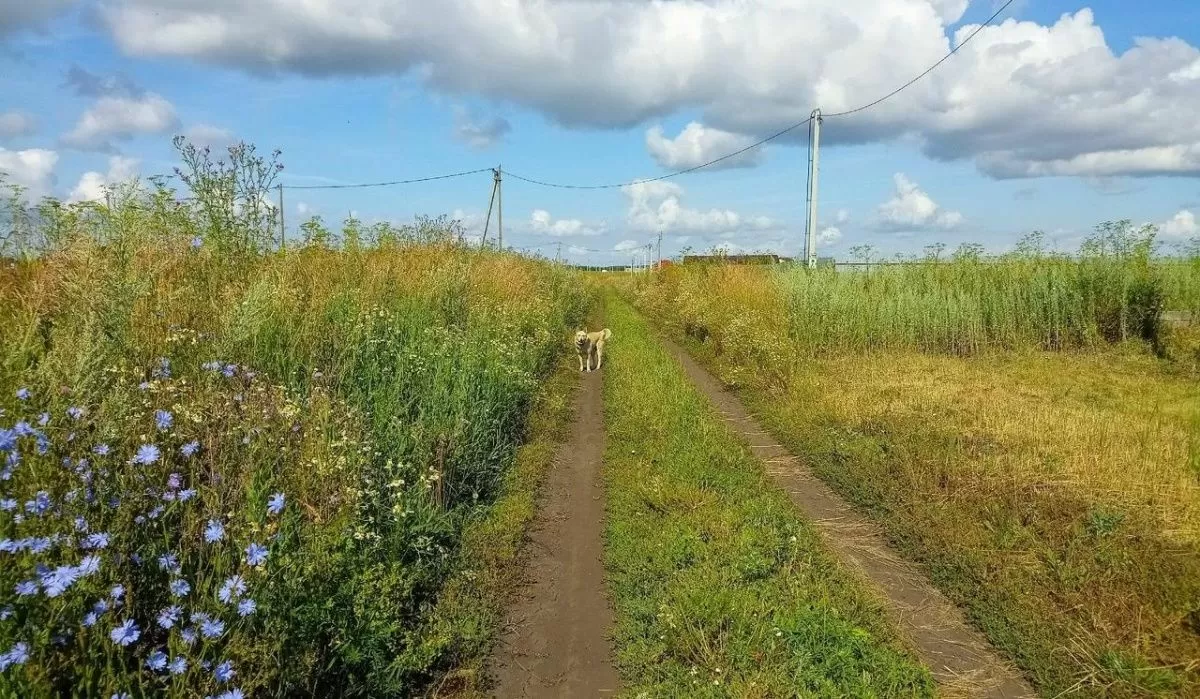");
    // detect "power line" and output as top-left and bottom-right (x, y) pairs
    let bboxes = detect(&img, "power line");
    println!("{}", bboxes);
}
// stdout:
(501, 0), (1014, 190)
(283, 168), (492, 190)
